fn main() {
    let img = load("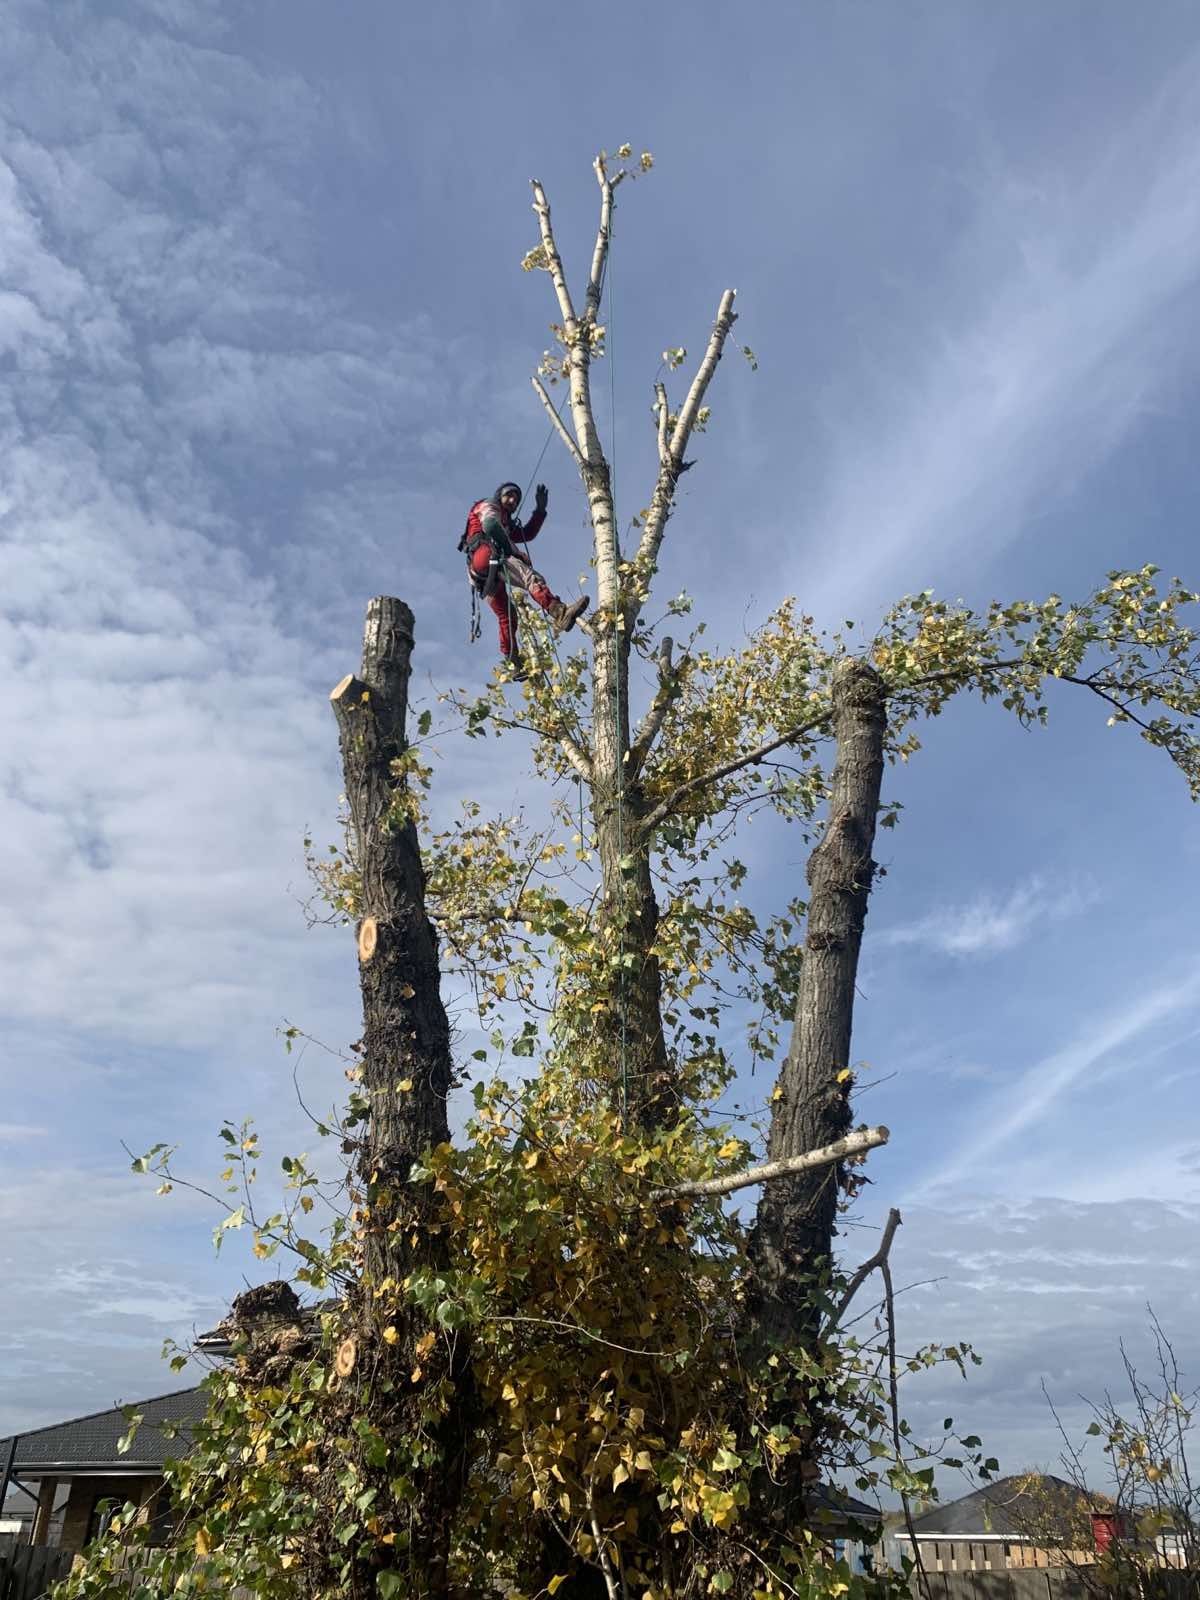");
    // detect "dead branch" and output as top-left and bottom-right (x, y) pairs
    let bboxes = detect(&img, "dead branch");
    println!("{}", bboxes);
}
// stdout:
(825, 1207), (902, 1333)
(628, 636), (684, 779)
(650, 1126), (888, 1202)
(628, 290), (737, 625)
(883, 1247), (933, 1600)
(655, 381), (669, 465)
